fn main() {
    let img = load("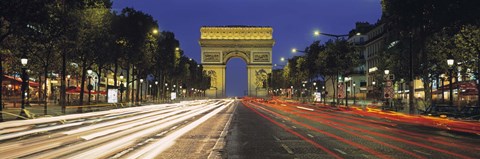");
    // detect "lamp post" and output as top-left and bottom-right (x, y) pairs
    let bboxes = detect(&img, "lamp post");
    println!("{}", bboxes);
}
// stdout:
(119, 73), (124, 103)
(372, 81), (376, 102)
(155, 81), (158, 102)
(164, 83), (168, 101)
(384, 70), (390, 110)
(87, 67), (93, 105)
(140, 78), (144, 103)
(447, 55), (454, 107)
(20, 54), (29, 116)
(353, 82), (356, 105)
(322, 86), (326, 104)
(67, 75), (71, 105)
(302, 83), (306, 102)
(149, 84), (152, 101)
